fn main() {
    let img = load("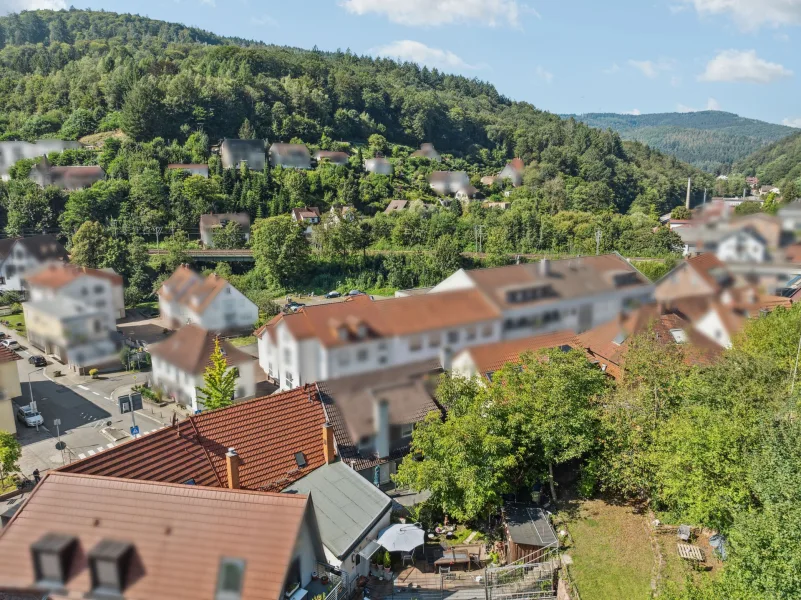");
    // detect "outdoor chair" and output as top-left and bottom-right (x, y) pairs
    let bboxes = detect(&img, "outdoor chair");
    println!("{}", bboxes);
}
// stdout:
(426, 554), (435, 572)
(439, 566), (451, 575)
(402, 552), (414, 566)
